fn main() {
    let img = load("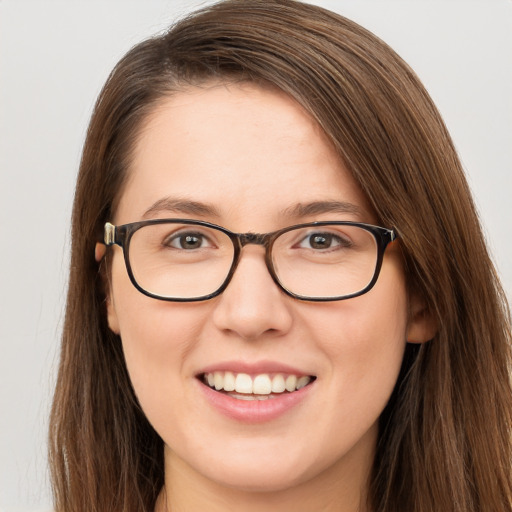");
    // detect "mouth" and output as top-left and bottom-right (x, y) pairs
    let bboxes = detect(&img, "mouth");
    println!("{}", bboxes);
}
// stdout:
(199, 371), (317, 401)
